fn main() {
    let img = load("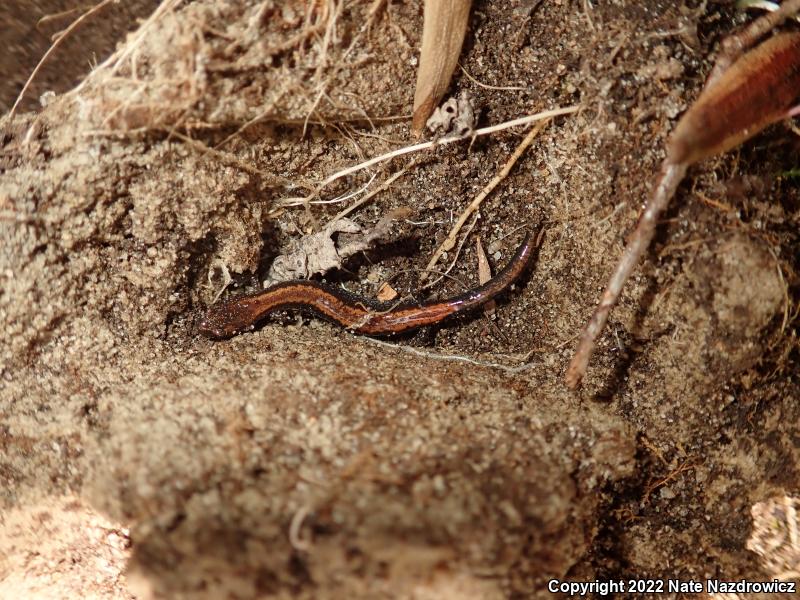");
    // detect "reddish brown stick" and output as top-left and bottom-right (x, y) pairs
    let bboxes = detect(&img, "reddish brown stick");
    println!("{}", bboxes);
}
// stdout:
(412, 0), (472, 134)
(566, 31), (800, 388)
(566, 162), (686, 388)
